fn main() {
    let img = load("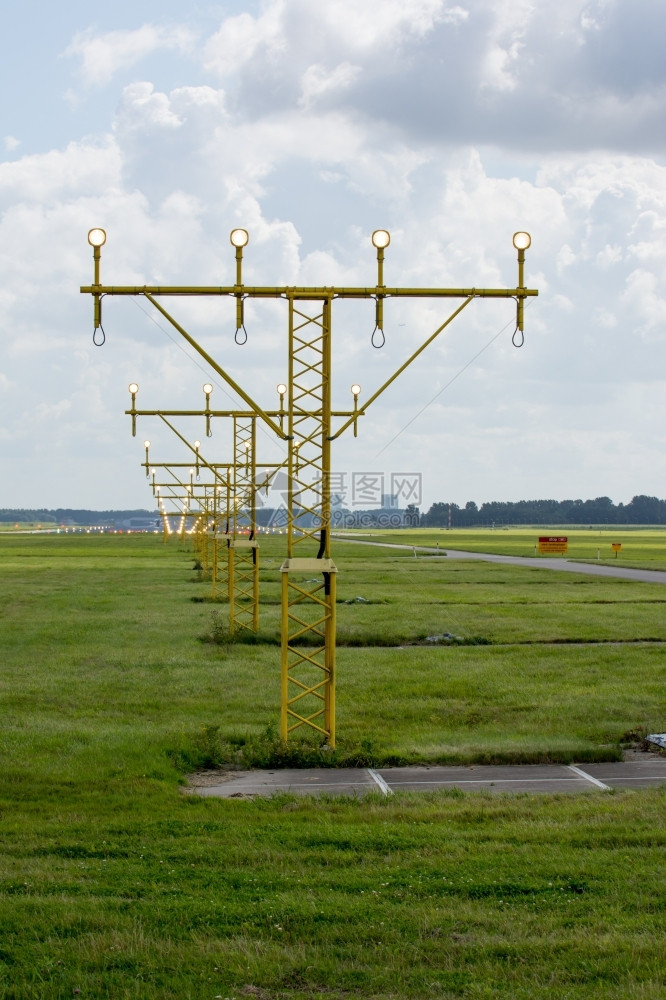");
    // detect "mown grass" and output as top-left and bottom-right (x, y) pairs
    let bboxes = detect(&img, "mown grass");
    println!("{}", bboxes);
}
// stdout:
(1, 531), (665, 997)
(2, 533), (666, 768)
(2, 789), (665, 999)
